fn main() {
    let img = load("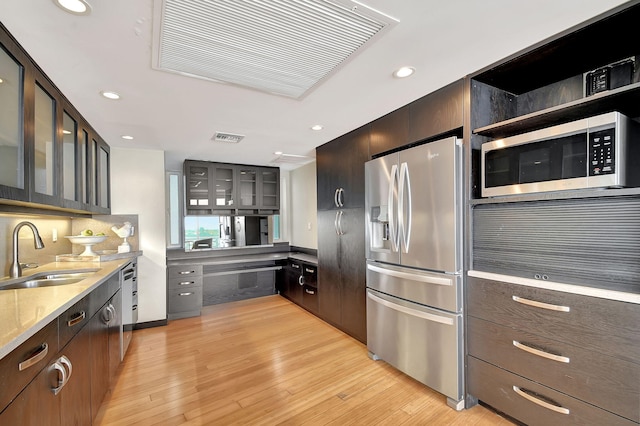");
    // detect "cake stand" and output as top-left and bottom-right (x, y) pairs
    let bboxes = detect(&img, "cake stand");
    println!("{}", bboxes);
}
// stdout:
(65, 235), (108, 256)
